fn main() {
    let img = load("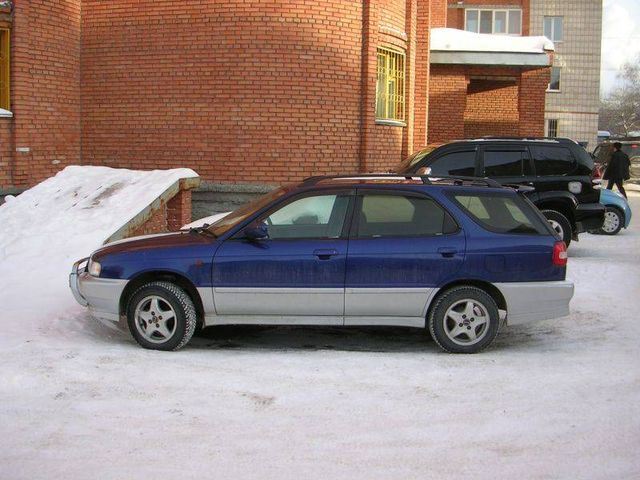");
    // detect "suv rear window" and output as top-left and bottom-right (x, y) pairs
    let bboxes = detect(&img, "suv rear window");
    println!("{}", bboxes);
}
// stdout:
(449, 193), (548, 235)
(530, 145), (577, 175)
(428, 151), (476, 176)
